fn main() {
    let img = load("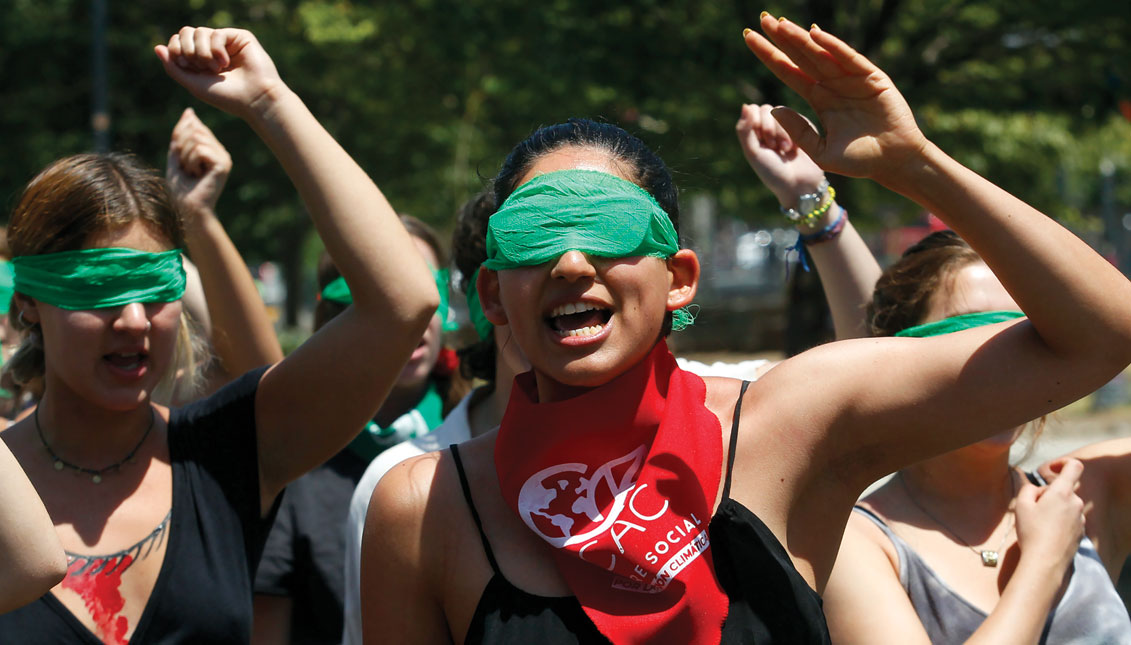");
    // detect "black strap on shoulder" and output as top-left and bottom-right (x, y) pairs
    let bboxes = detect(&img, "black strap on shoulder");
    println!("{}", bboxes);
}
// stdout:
(720, 380), (752, 502)
(449, 444), (501, 575)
